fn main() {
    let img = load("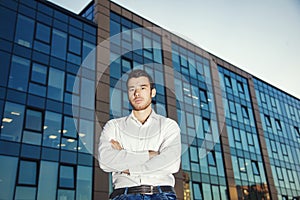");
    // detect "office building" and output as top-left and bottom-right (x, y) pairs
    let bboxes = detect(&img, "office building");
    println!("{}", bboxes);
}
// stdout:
(0, 0), (299, 199)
